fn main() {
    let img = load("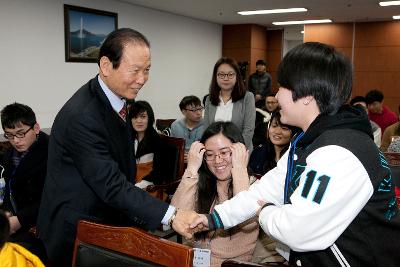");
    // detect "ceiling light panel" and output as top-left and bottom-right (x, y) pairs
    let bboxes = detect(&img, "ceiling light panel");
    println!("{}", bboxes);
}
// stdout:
(379, 1), (400, 6)
(273, 19), (332, 25)
(238, 8), (307, 15)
